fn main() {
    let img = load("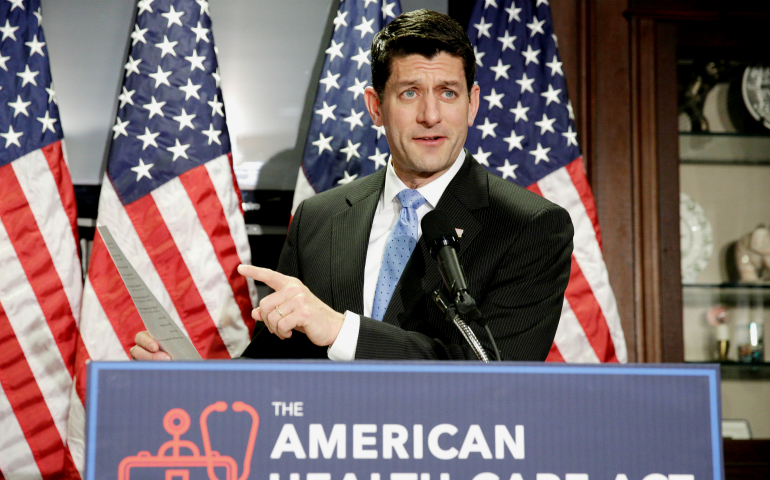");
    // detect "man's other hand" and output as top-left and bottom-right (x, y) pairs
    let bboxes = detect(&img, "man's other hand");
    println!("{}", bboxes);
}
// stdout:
(238, 265), (344, 346)
(130, 331), (172, 361)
